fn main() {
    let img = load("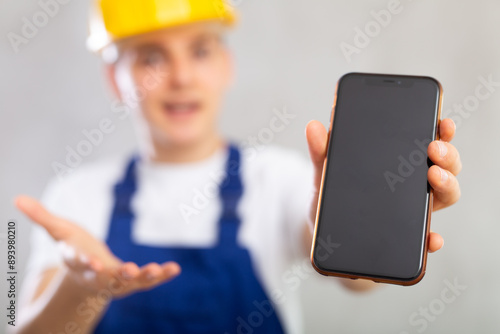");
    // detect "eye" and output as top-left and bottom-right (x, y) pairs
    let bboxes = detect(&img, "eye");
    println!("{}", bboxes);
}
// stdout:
(193, 45), (210, 59)
(140, 50), (165, 66)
